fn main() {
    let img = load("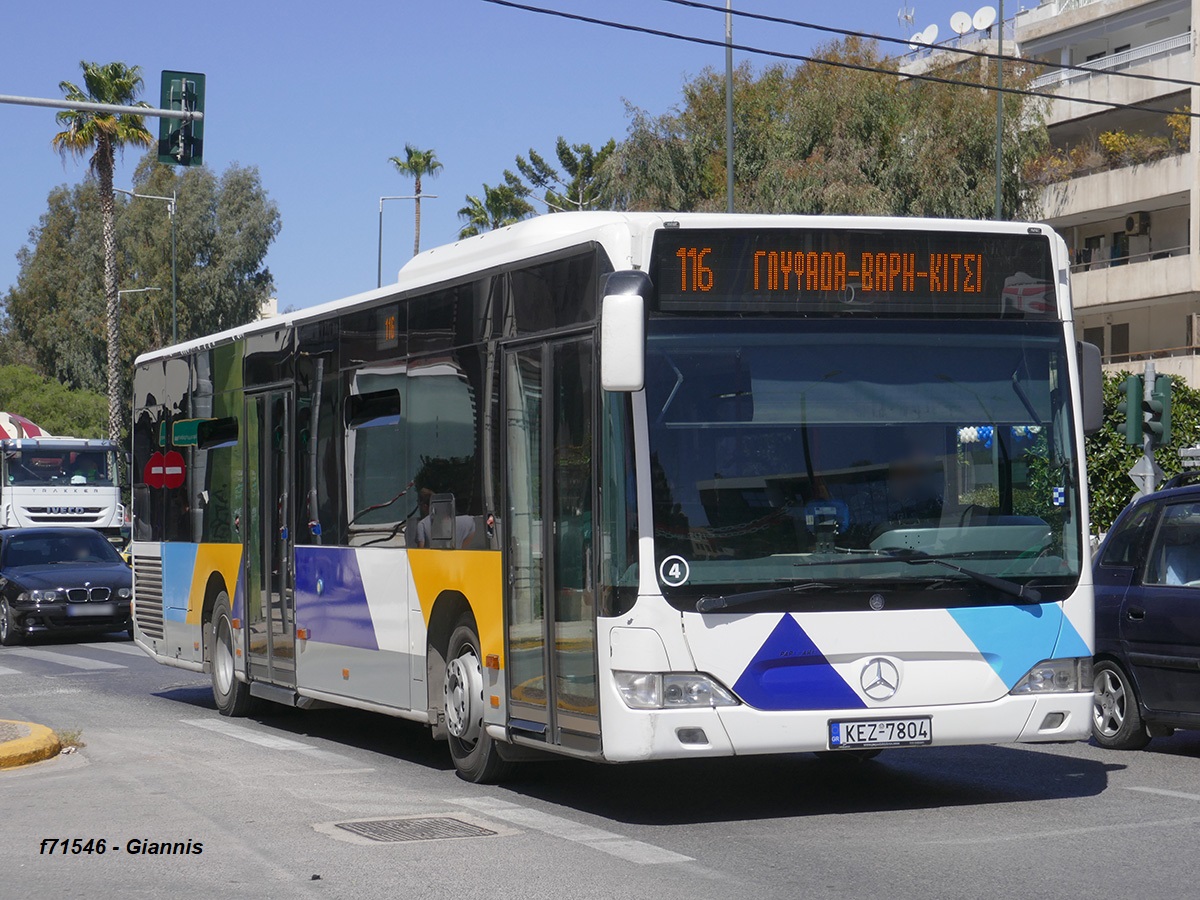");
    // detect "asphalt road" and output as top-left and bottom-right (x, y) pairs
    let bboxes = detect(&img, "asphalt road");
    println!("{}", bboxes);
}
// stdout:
(3, 635), (1200, 900)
